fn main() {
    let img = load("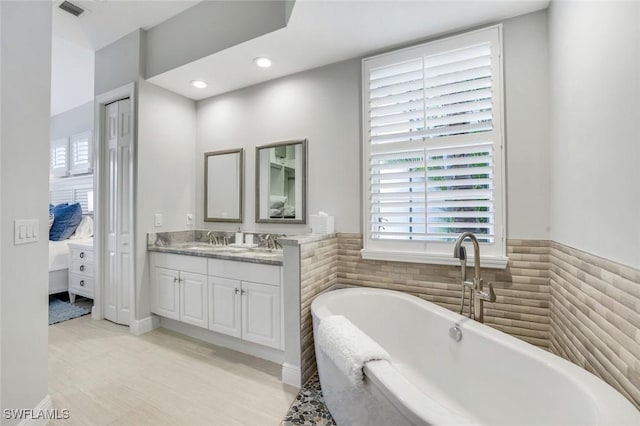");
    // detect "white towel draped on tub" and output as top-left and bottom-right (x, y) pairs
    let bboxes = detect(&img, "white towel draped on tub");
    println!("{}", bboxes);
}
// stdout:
(317, 315), (391, 388)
